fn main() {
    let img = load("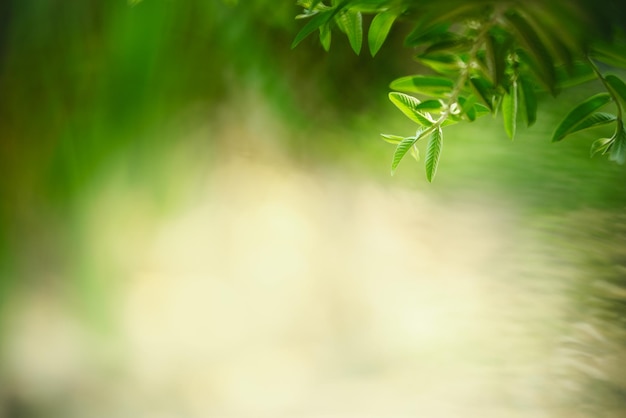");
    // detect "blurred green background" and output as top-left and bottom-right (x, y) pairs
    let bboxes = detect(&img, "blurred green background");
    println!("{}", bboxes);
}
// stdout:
(0, 1), (625, 417)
